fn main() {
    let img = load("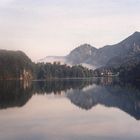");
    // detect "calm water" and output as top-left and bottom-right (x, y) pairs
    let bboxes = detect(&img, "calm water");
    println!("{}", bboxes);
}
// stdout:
(0, 78), (140, 140)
